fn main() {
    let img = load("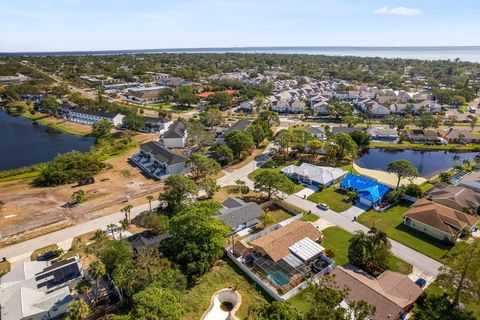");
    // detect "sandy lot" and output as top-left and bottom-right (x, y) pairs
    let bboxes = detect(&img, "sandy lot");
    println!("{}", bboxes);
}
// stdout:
(0, 134), (163, 240)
